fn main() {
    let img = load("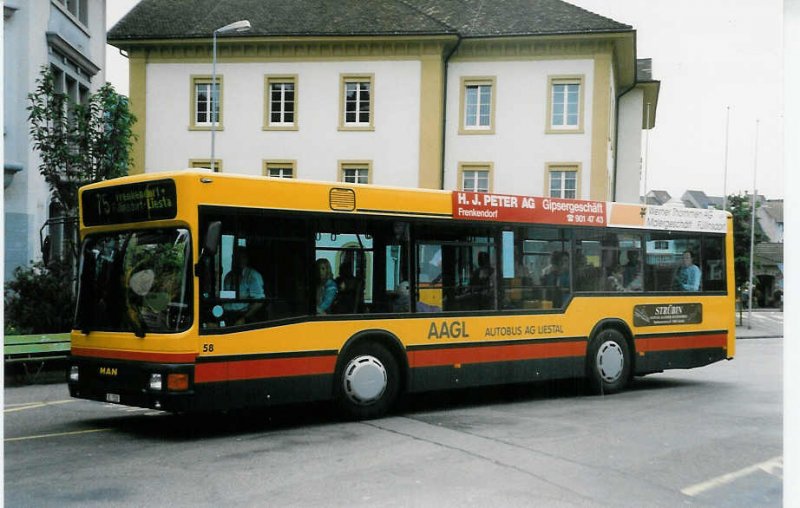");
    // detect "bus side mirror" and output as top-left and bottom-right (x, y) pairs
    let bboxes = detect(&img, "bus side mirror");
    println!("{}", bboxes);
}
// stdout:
(41, 235), (51, 266)
(195, 221), (221, 279)
(202, 221), (221, 257)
